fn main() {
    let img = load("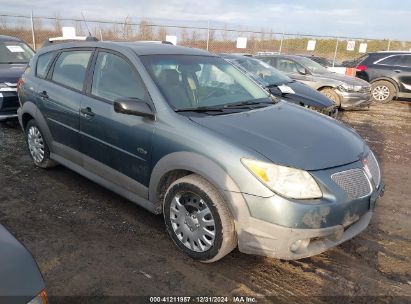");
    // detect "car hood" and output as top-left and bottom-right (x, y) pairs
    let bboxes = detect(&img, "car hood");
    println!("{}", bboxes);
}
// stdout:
(269, 81), (335, 108)
(0, 224), (44, 298)
(0, 63), (27, 83)
(190, 102), (367, 171)
(312, 72), (369, 86)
